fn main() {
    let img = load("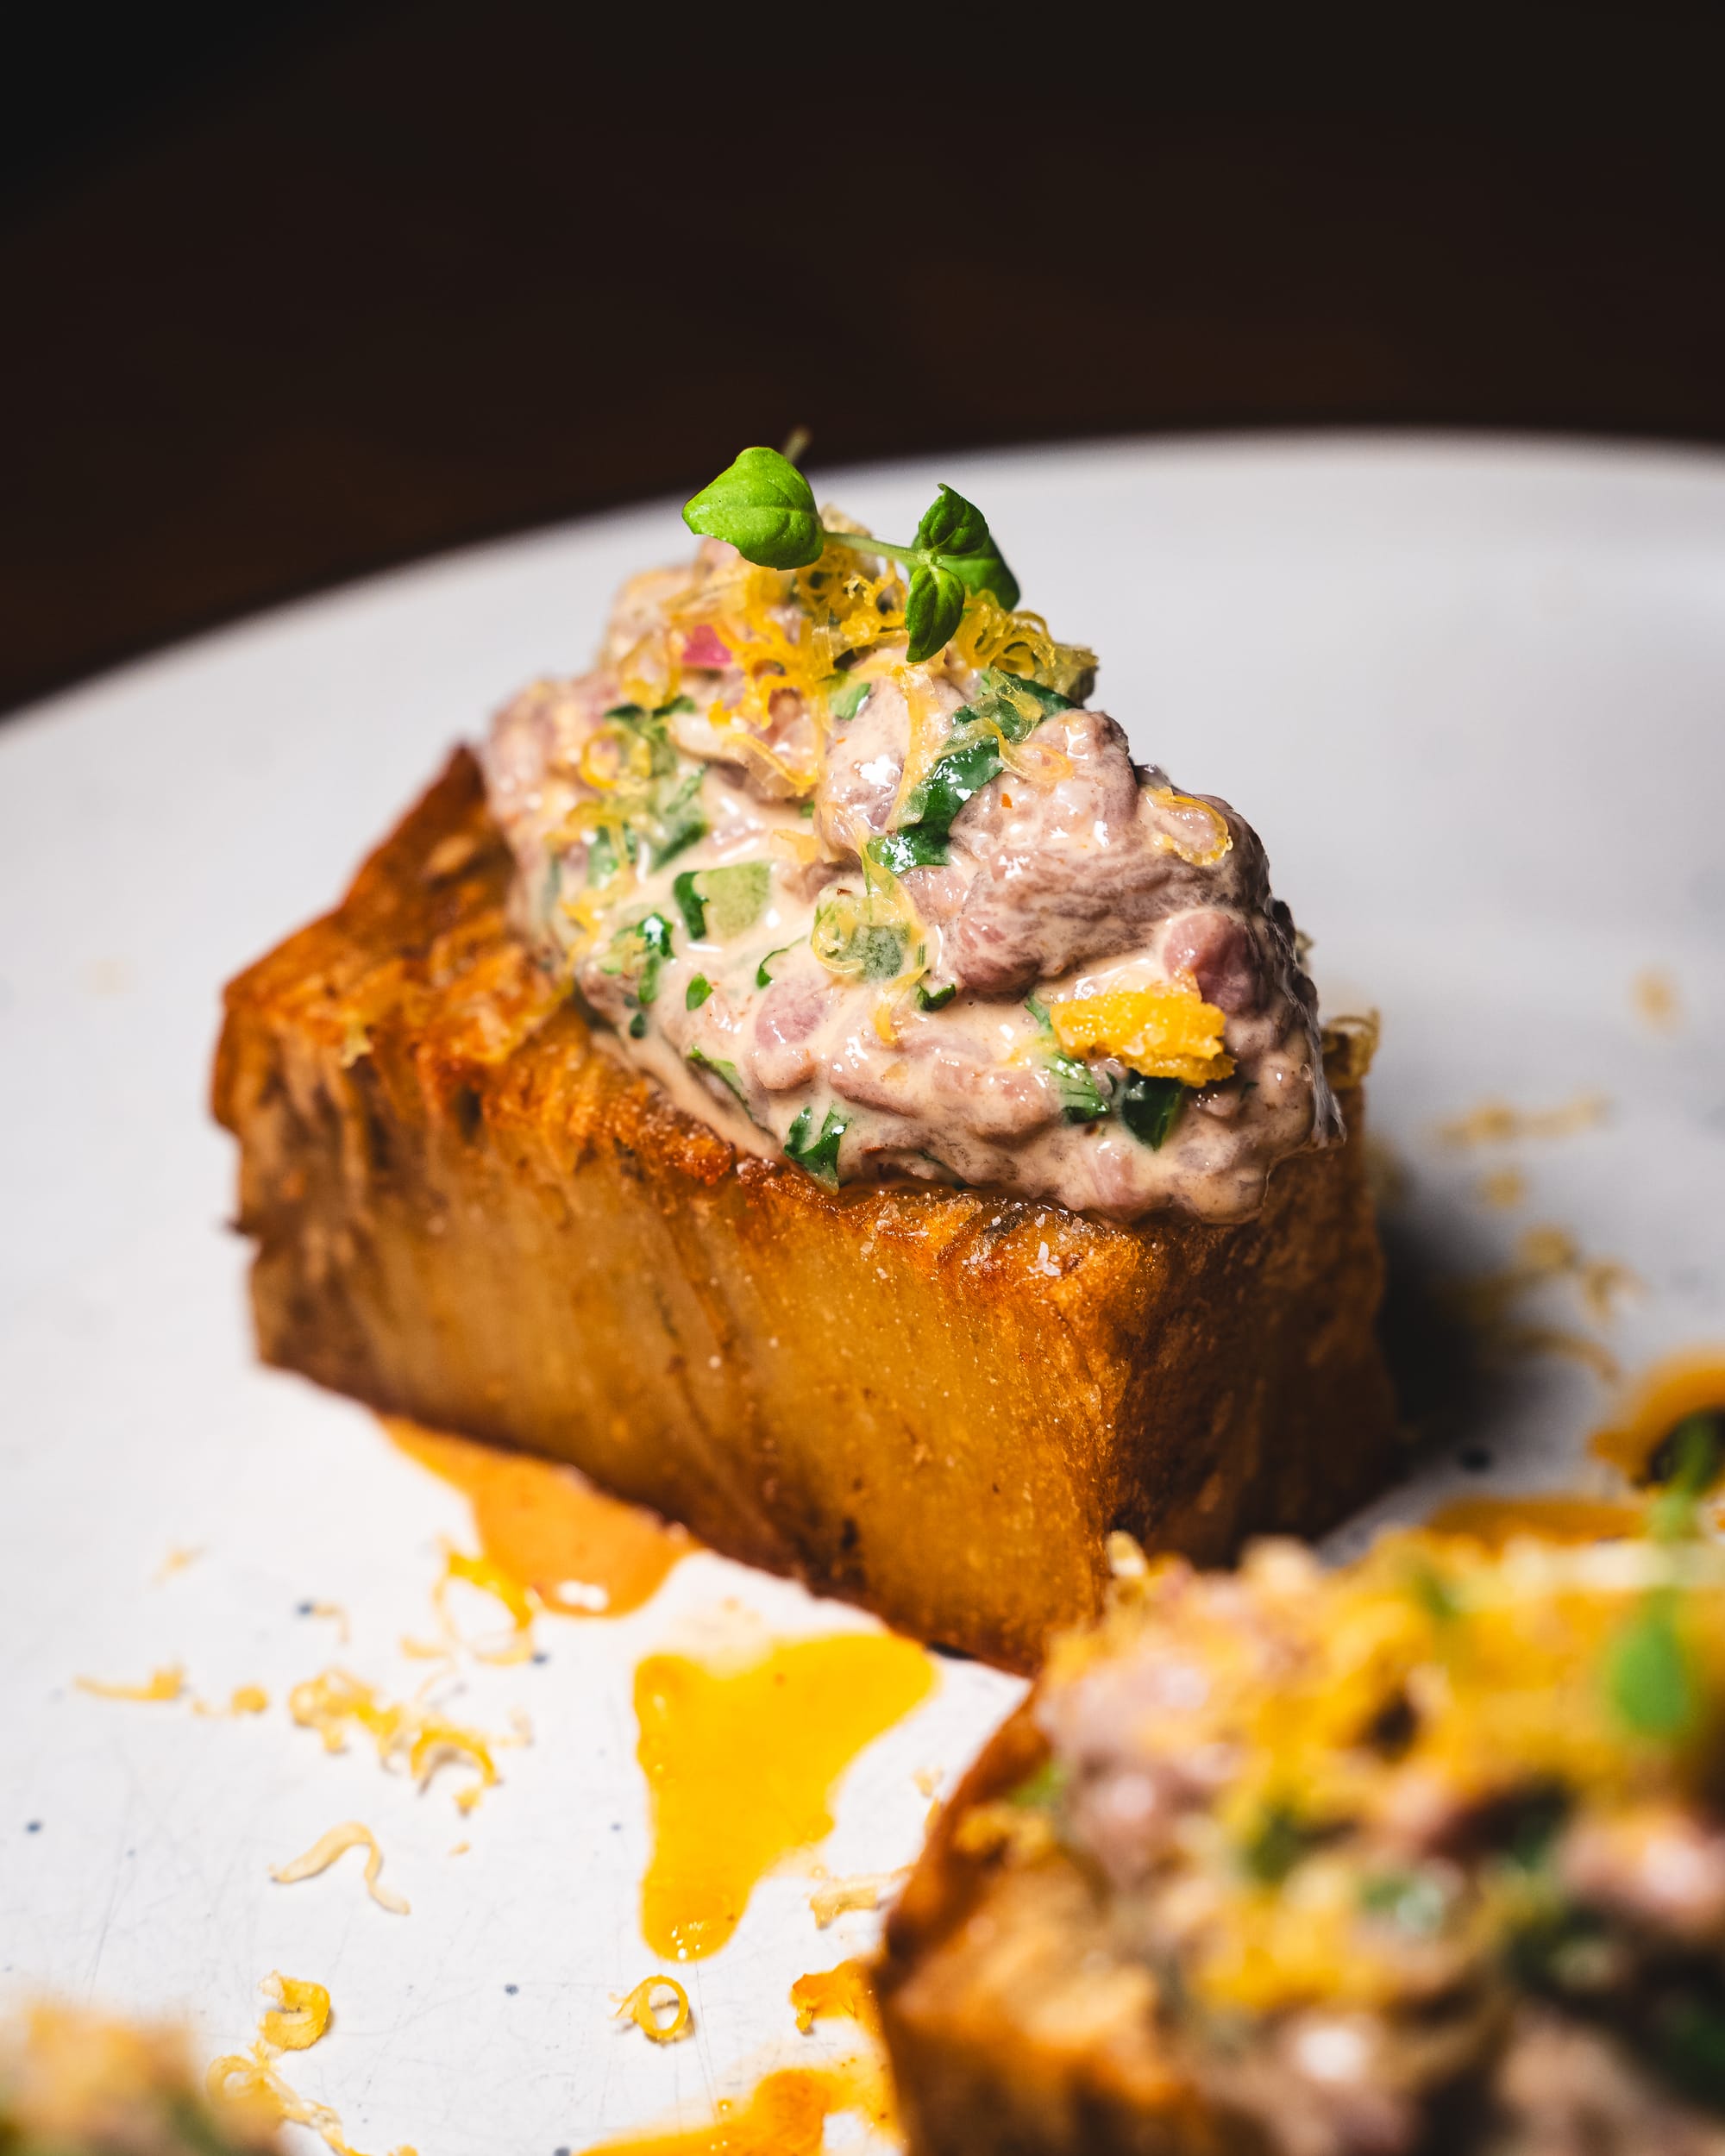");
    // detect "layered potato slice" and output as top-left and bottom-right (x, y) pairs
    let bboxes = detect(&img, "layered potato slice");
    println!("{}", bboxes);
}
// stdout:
(213, 749), (1397, 1671)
